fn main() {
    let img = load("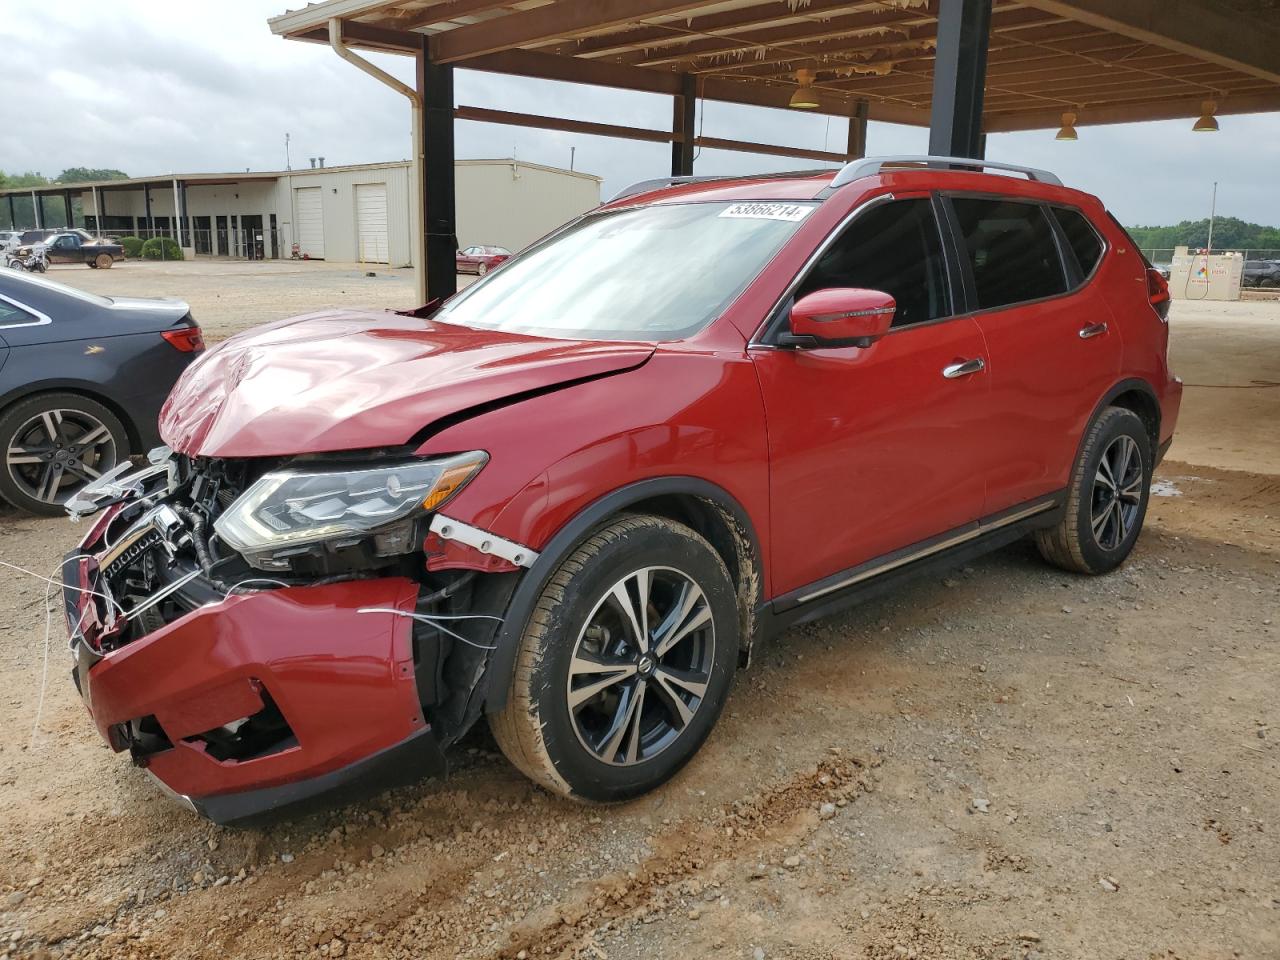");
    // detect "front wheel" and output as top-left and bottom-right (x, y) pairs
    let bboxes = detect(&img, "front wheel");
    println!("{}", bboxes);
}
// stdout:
(1035, 406), (1151, 575)
(490, 515), (739, 801)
